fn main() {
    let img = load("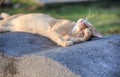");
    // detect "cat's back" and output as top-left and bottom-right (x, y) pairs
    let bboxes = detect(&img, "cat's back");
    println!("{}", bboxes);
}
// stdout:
(11, 13), (57, 28)
(13, 13), (56, 23)
(6, 13), (59, 35)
